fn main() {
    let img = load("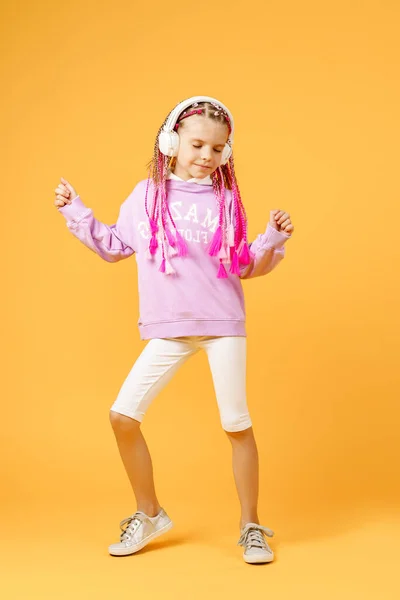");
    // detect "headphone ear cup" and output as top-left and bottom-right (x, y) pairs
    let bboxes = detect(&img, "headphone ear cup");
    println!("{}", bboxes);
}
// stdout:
(158, 131), (180, 157)
(220, 143), (232, 165)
